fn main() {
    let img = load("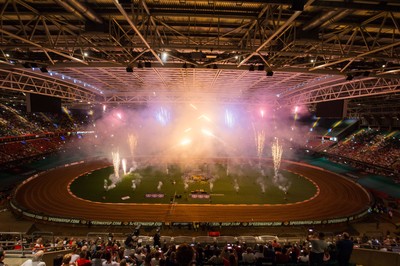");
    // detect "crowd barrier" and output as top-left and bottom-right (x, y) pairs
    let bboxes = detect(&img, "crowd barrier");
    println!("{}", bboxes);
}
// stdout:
(350, 248), (400, 266)
(0, 231), (282, 254)
(3, 250), (70, 266)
